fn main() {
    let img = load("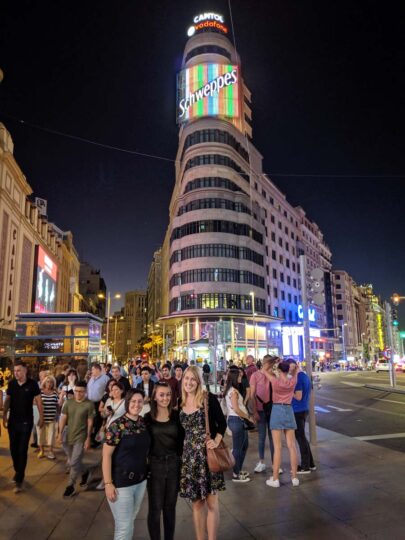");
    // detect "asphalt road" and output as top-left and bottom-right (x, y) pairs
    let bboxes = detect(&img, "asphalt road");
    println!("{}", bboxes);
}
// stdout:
(313, 370), (405, 453)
